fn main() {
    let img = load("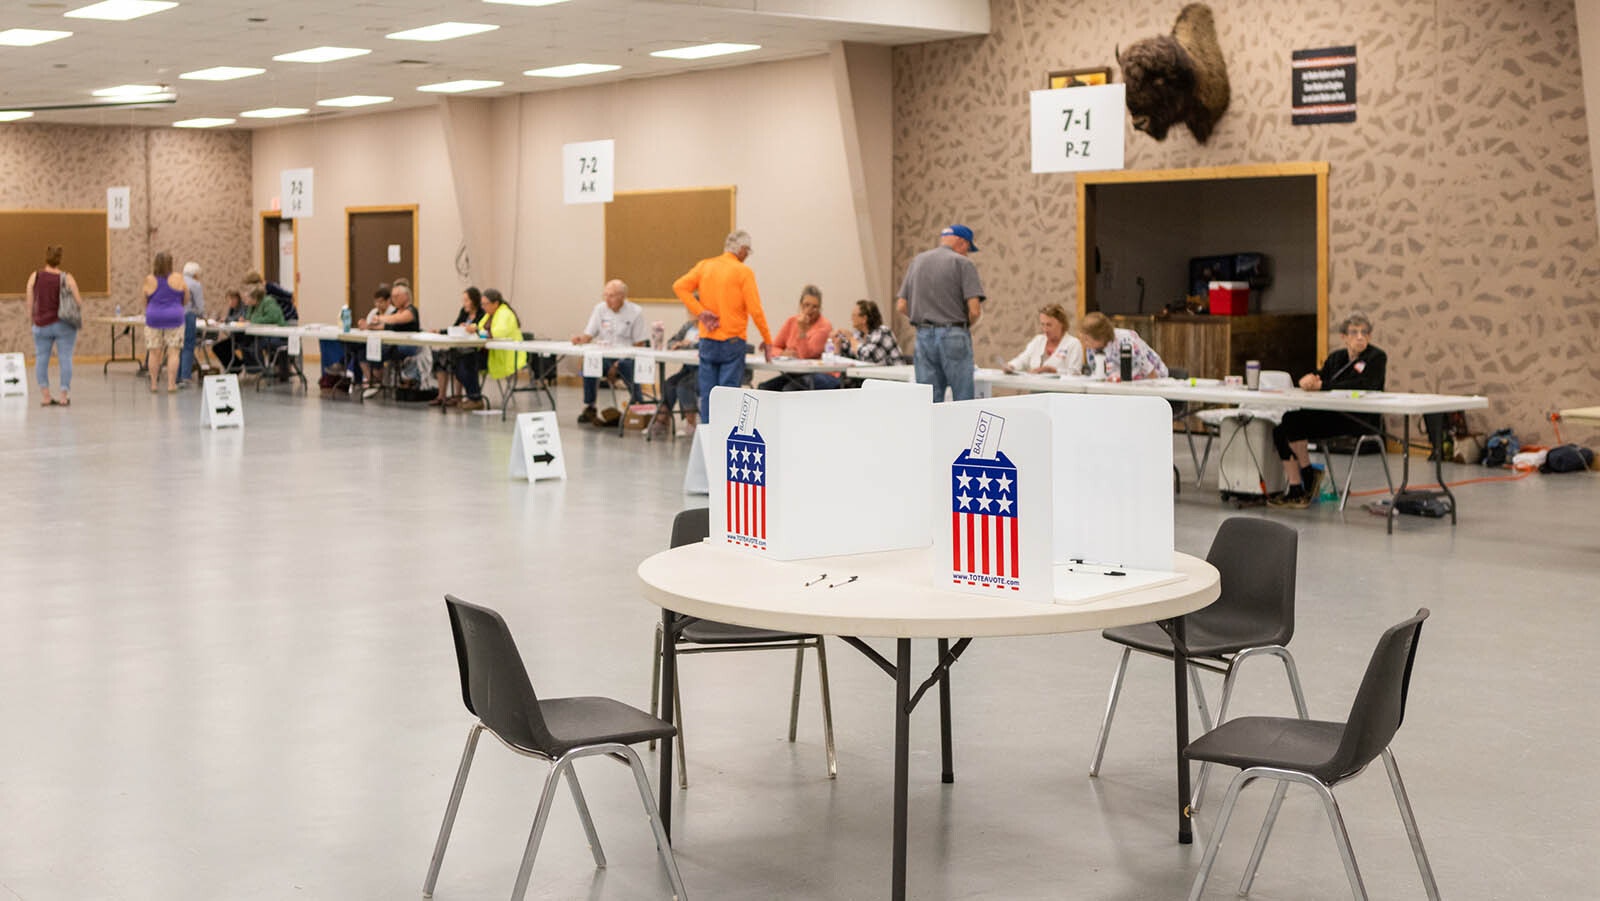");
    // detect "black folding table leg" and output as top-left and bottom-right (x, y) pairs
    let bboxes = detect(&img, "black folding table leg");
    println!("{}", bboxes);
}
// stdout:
(1390, 416), (1414, 535)
(937, 637), (954, 784)
(657, 608), (677, 839)
(1172, 616), (1193, 844)
(892, 638), (911, 901)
